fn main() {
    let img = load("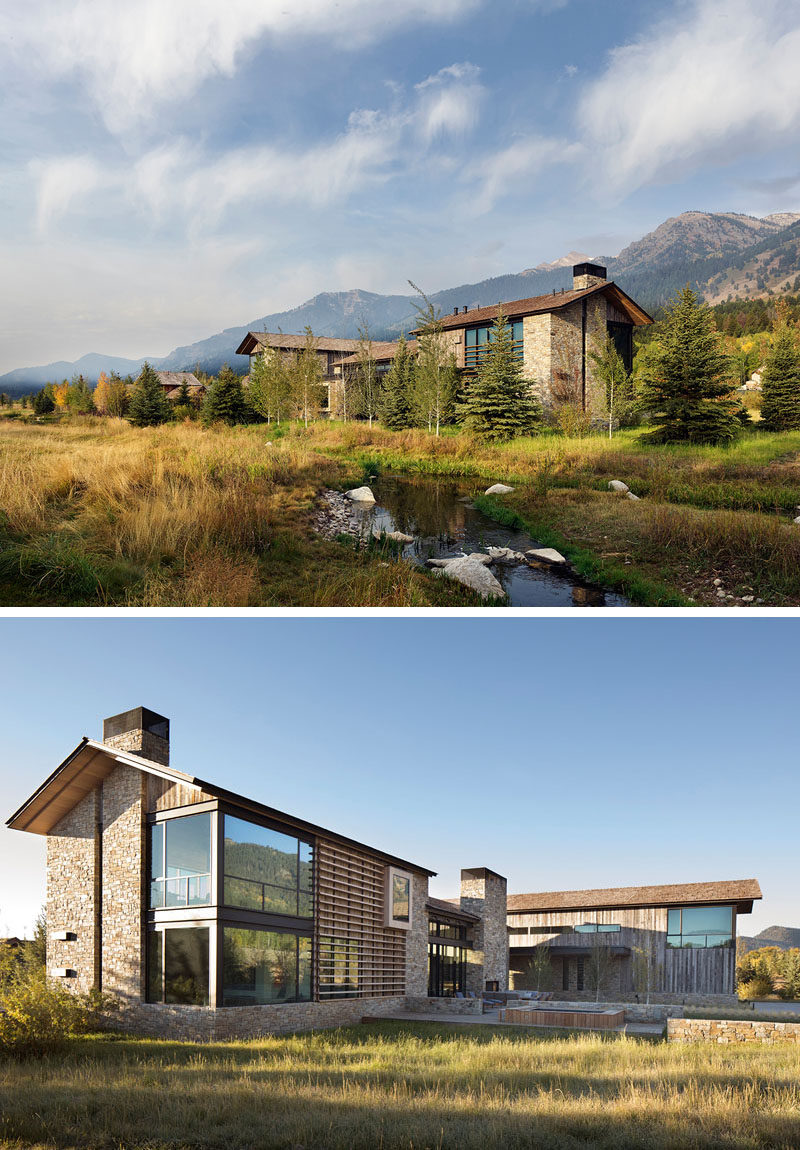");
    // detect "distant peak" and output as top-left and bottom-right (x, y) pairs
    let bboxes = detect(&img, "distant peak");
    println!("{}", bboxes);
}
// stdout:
(524, 250), (590, 274)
